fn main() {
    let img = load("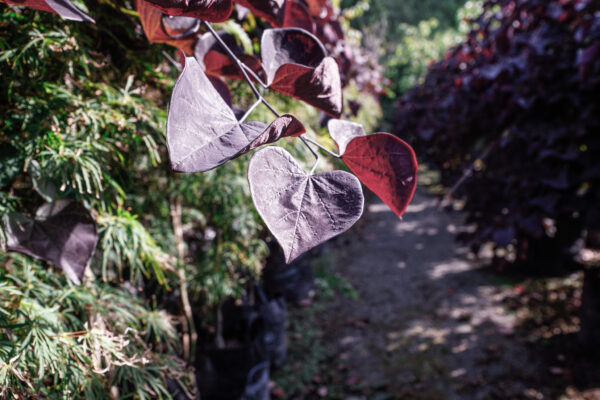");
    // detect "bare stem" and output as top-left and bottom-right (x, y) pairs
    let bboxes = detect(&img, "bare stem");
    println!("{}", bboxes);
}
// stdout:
(302, 136), (341, 158)
(202, 20), (280, 118)
(169, 195), (197, 363)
